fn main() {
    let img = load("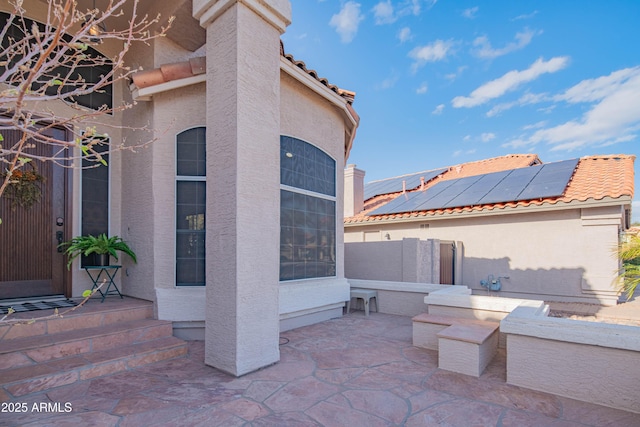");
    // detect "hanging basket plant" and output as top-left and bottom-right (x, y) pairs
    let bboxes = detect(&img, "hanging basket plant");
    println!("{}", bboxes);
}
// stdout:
(1, 164), (46, 210)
